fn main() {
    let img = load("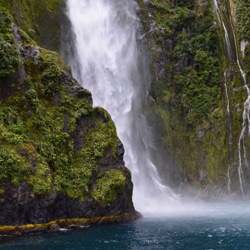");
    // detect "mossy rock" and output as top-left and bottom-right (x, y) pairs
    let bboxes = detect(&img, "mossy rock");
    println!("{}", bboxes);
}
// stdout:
(0, 8), (21, 78)
(0, 8), (135, 226)
(0, 0), (67, 51)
